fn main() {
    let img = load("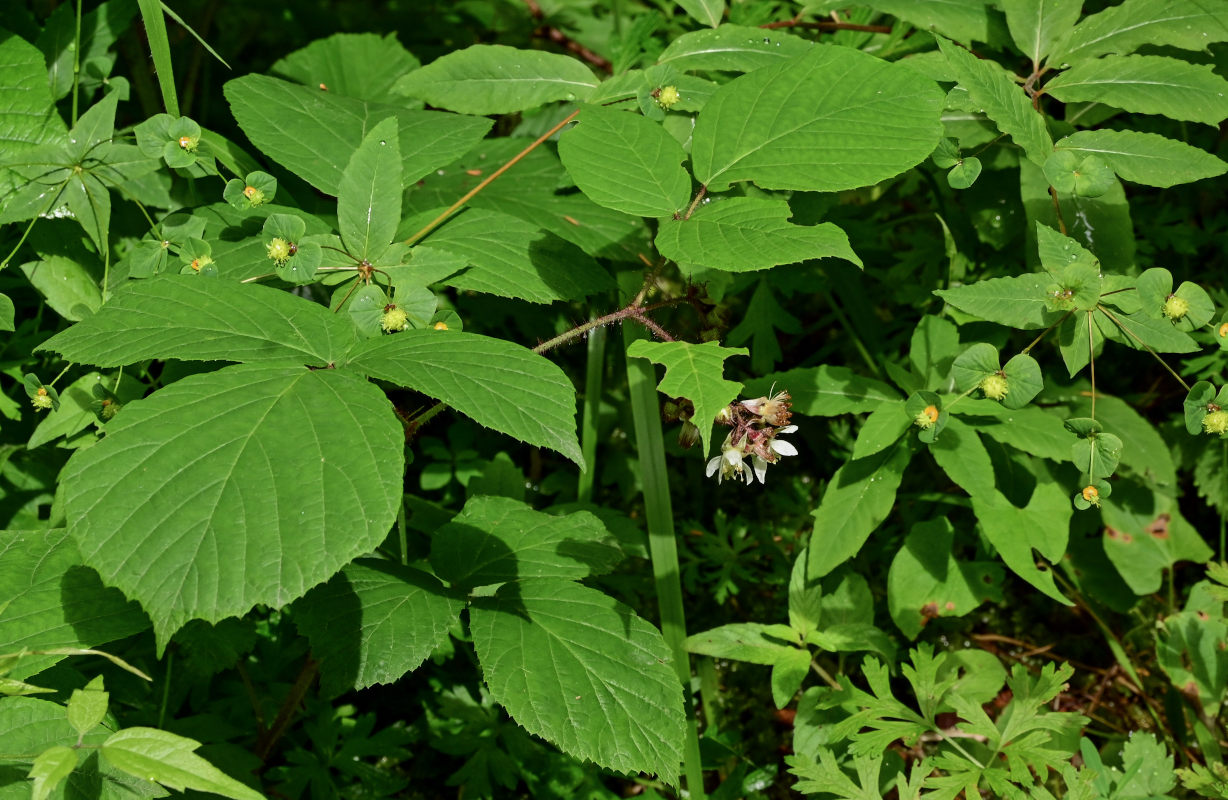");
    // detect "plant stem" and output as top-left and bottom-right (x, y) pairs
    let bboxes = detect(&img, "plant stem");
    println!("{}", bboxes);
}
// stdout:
(72, 0), (84, 125)
(1096, 305), (1191, 391)
(623, 318), (706, 799)
(404, 108), (581, 246)
(1087, 310), (1096, 420)
(682, 185), (707, 221)
(1221, 439), (1227, 562)
(821, 287), (881, 377)
(576, 325), (606, 503)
